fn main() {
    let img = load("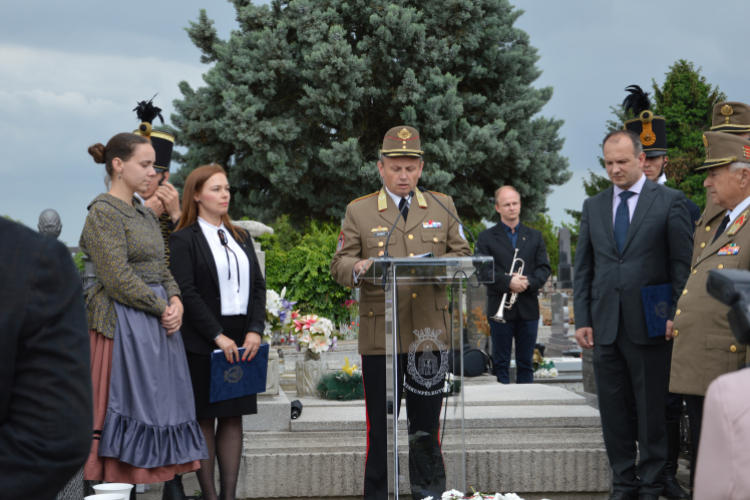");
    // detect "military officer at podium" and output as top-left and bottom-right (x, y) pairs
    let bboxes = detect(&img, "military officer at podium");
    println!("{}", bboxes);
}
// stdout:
(331, 126), (471, 500)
